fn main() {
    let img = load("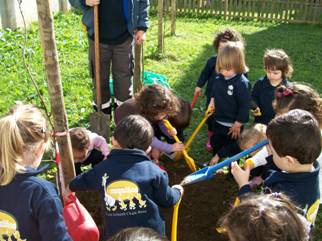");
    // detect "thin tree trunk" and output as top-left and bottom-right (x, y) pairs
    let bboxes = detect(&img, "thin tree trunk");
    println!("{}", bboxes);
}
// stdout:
(133, 43), (143, 93)
(36, 0), (75, 186)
